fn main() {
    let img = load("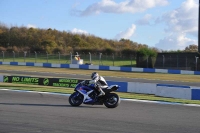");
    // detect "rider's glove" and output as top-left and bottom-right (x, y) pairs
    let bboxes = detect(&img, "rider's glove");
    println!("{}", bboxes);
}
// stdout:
(81, 80), (89, 85)
(85, 80), (89, 85)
